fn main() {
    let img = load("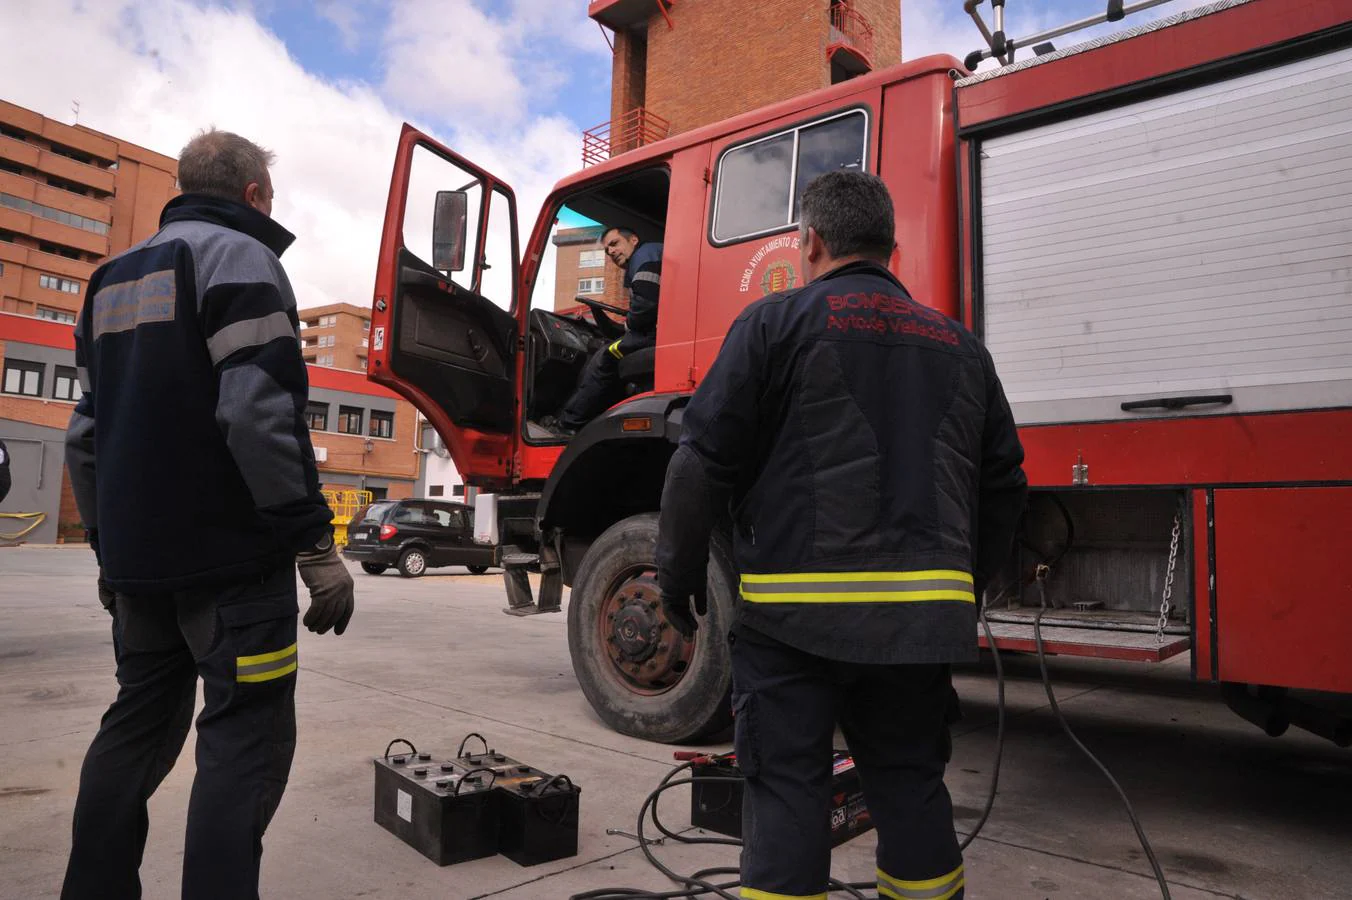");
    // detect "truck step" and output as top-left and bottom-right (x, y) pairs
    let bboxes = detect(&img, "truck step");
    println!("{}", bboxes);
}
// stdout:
(502, 603), (562, 617)
(978, 621), (1190, 663)
(501, 552), (540, 568)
